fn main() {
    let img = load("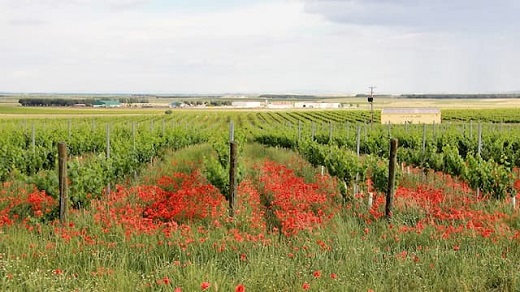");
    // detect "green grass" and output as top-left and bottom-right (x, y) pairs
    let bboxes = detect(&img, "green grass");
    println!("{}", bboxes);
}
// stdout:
(1, 207), (517, 291)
